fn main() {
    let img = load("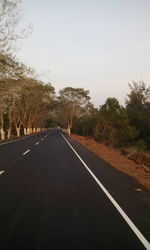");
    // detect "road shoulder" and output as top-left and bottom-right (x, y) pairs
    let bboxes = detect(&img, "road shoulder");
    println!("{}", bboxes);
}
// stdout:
(70, 134), (150, 191)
